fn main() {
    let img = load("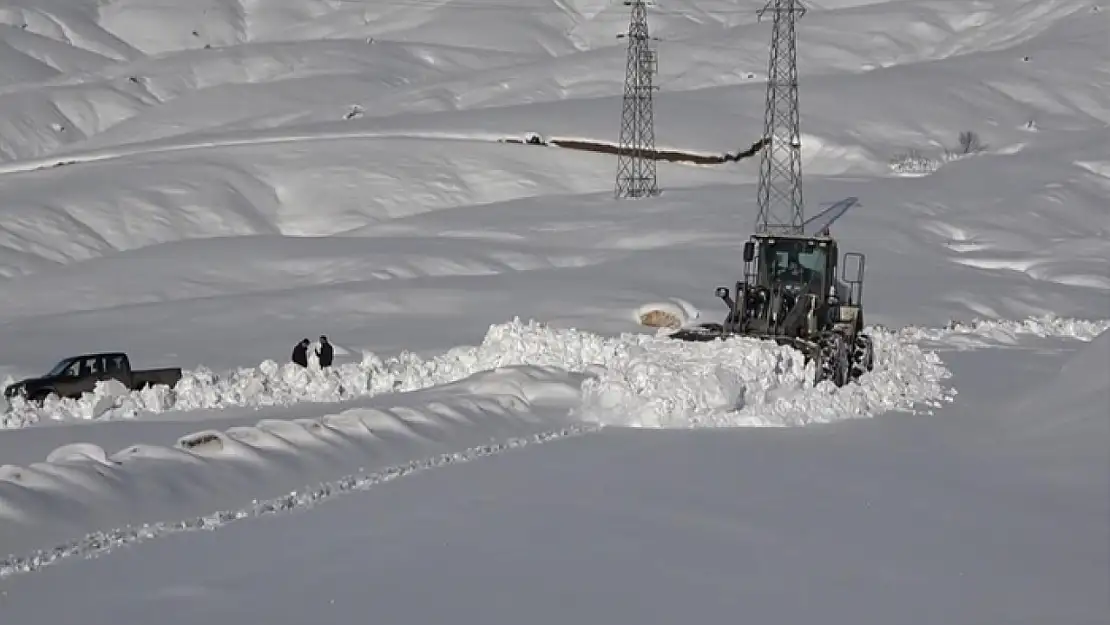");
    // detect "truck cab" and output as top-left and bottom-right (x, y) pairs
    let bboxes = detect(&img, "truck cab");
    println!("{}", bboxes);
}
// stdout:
(670, 195), (875, 386)
(753, 232), (839, 297)
(745, 232), (865, 336)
